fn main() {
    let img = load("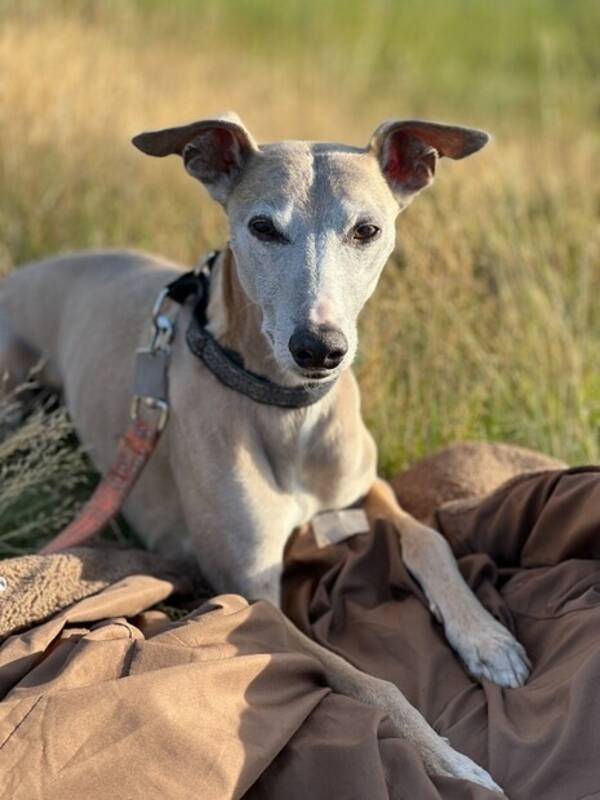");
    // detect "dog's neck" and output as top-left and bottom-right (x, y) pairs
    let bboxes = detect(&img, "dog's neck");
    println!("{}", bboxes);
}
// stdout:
(204, 247), (294, 386)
